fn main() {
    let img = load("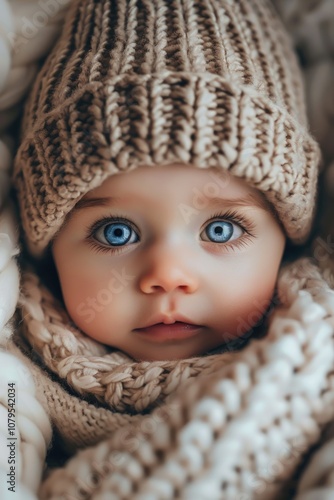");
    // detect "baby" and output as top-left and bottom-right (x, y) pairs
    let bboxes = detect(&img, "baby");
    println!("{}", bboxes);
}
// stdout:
(8, 1), (331, 497)
(51, 164), (285, 361)
(13, 0), (318, 365)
